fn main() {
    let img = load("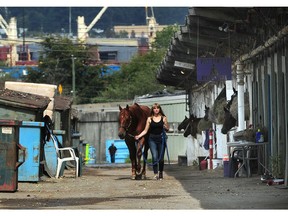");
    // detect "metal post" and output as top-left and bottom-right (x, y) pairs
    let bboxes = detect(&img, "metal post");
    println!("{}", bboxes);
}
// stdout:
(236, 60), (245, 131)
(209, 129), (214, 169)
(71, 55), (76, 102)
